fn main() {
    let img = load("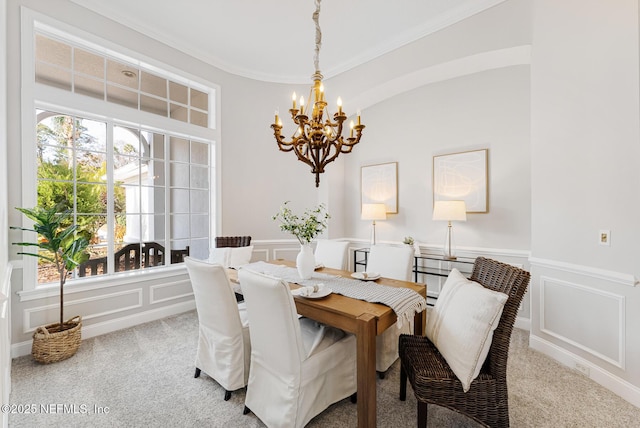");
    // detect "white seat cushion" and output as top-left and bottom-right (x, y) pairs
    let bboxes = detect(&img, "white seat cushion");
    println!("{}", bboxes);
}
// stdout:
(426, 268), (508, 392)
